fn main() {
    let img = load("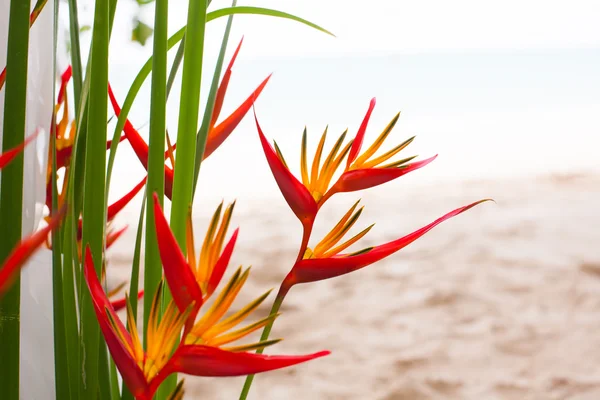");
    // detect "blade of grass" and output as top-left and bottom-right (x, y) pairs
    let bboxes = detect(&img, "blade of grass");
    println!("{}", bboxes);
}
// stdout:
(79, 1), (110, 399)
(0, 1), (31, 398)
(67, 0), (83, 114)
(121, 192), (146, 400)
(192, 0), (237, 199)
(144, 0), (169, 329)
(145, 1), (168, 398)
(51, 1), (71, 397)
(166, 35), (185, 100)
(208, 6), (334, 36)
(165, 1), (208, 397)
(169, 0), (207, 249)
